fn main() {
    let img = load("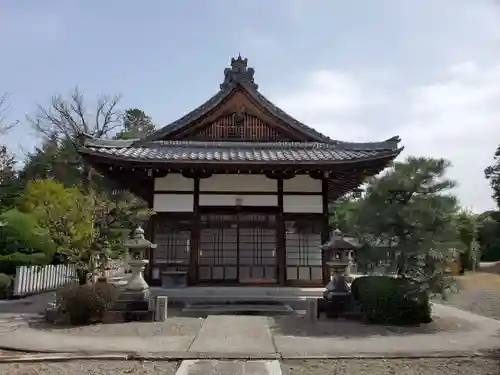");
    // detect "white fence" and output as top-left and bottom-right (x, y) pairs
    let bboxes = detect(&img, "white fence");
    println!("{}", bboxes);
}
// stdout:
(12, 264), (77, 297)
